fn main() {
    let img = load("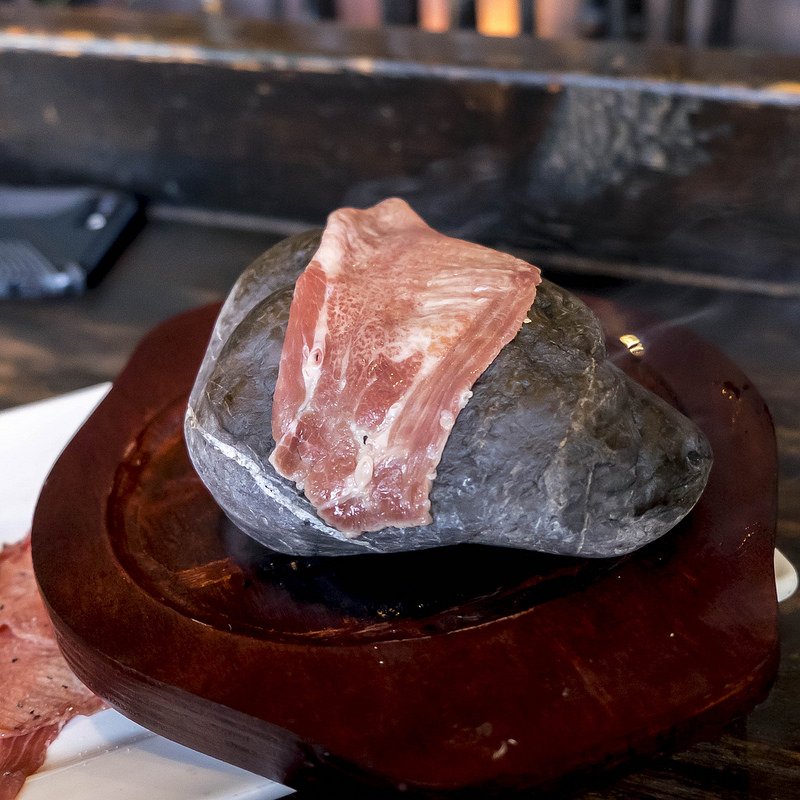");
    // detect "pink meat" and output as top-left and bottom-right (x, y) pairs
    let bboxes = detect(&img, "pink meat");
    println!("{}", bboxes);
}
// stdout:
(1, 537), (105, 798)
(0, 627), (104, 734)
(270, 198), (541, 534)
(0, 724), (61, 800)
(0, 537), (53, 642)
